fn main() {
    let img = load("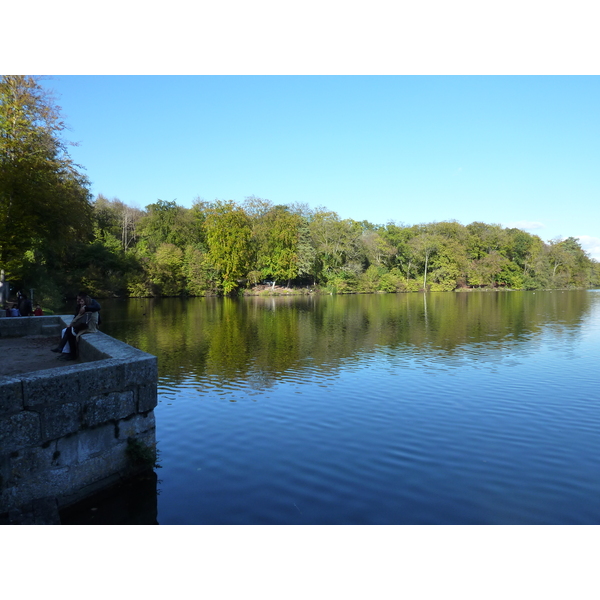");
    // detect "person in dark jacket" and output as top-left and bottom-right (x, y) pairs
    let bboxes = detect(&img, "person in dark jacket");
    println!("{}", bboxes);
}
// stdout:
(79, 293), (101, 318)
(19, 293), (33, 316)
